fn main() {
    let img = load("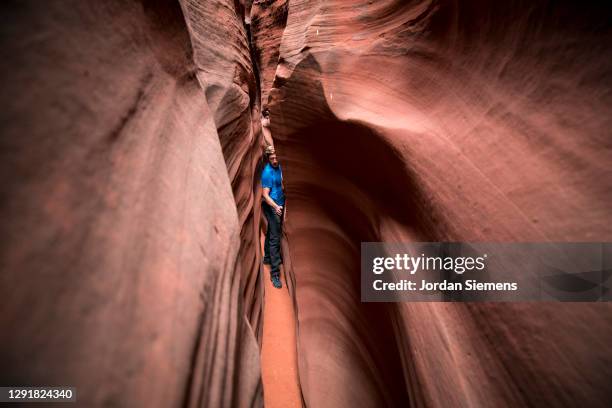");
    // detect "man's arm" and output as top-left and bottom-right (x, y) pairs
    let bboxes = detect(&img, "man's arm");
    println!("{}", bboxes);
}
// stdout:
(261, 118), (273, 146)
